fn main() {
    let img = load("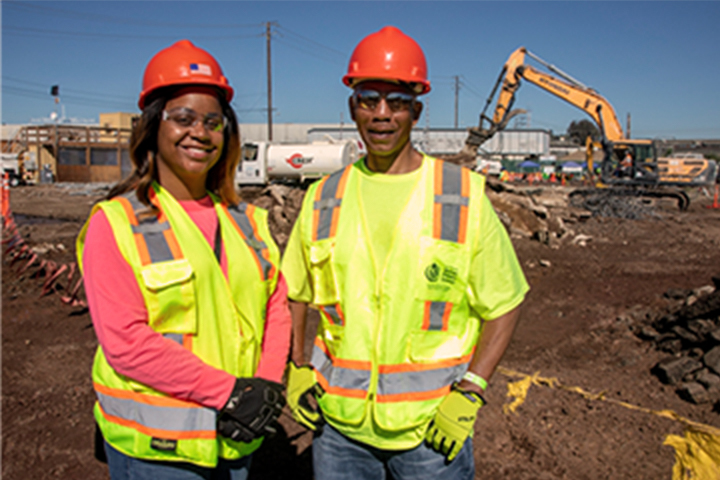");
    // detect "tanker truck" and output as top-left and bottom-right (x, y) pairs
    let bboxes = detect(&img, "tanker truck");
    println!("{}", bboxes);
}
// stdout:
(236, 140), (359, 186)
